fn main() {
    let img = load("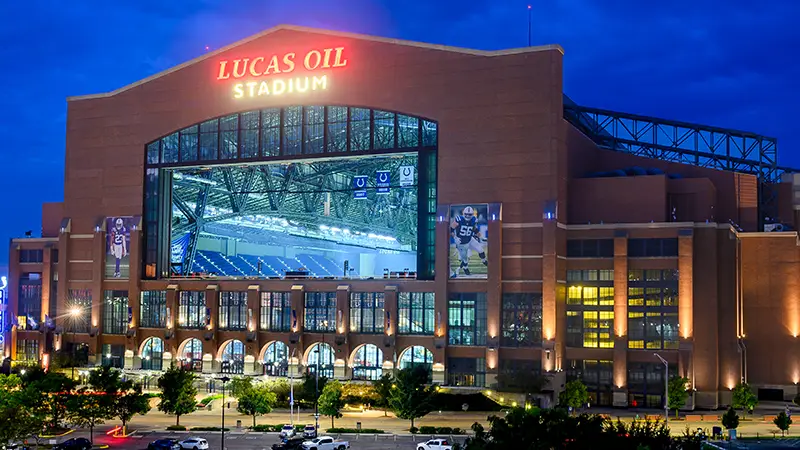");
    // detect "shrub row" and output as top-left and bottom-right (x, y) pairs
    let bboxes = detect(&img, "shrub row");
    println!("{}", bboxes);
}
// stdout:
(190, 427), (230, 431)
(166, 425), (187, 431)
(250, 424), (306, 432)
(415, 426), (466, 435)
(326, 428), (385, 434)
